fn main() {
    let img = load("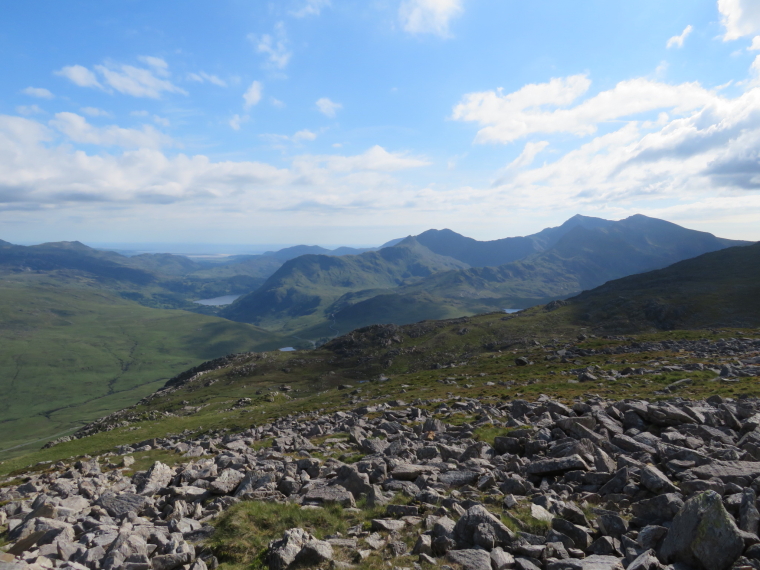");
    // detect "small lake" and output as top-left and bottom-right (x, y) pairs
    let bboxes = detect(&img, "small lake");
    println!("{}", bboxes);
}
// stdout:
(504, 308), (521, 313)
(279, 347), (296, 352)
(194, 294), (242, 306)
